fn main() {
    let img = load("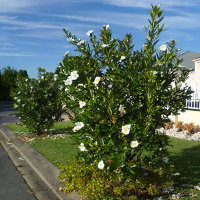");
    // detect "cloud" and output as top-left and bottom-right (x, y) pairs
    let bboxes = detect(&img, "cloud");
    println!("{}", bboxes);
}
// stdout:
(100, 0), (198, 9)
(164, 13), (200, 29)
(56, 12), (148, 29)
(15, 41), (41, 46)
(0, 15), (62, 29)
(0, 52), (35, 56)
(0, 0), (71, 13)
(16, 30), (64, 40)
(0, 0), (36, 13)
